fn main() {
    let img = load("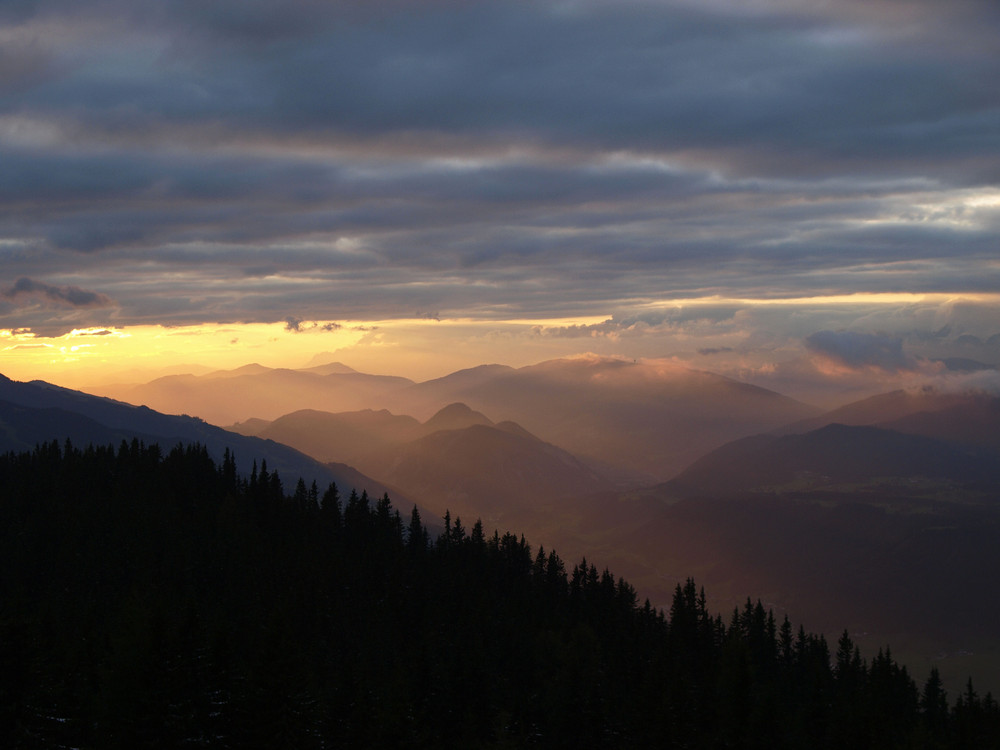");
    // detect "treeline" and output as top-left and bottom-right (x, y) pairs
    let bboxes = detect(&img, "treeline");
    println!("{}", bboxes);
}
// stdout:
(0, 439), (998, 748)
